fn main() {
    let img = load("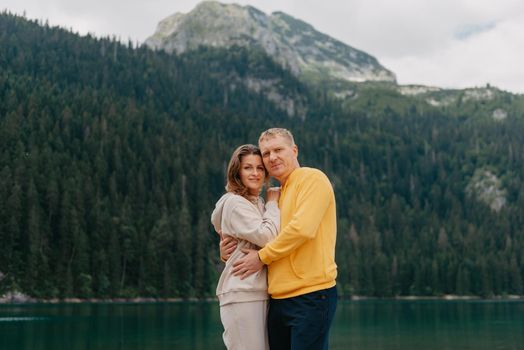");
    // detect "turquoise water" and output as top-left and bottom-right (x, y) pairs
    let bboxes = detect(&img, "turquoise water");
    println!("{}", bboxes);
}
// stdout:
(1, 300), (523, 349)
